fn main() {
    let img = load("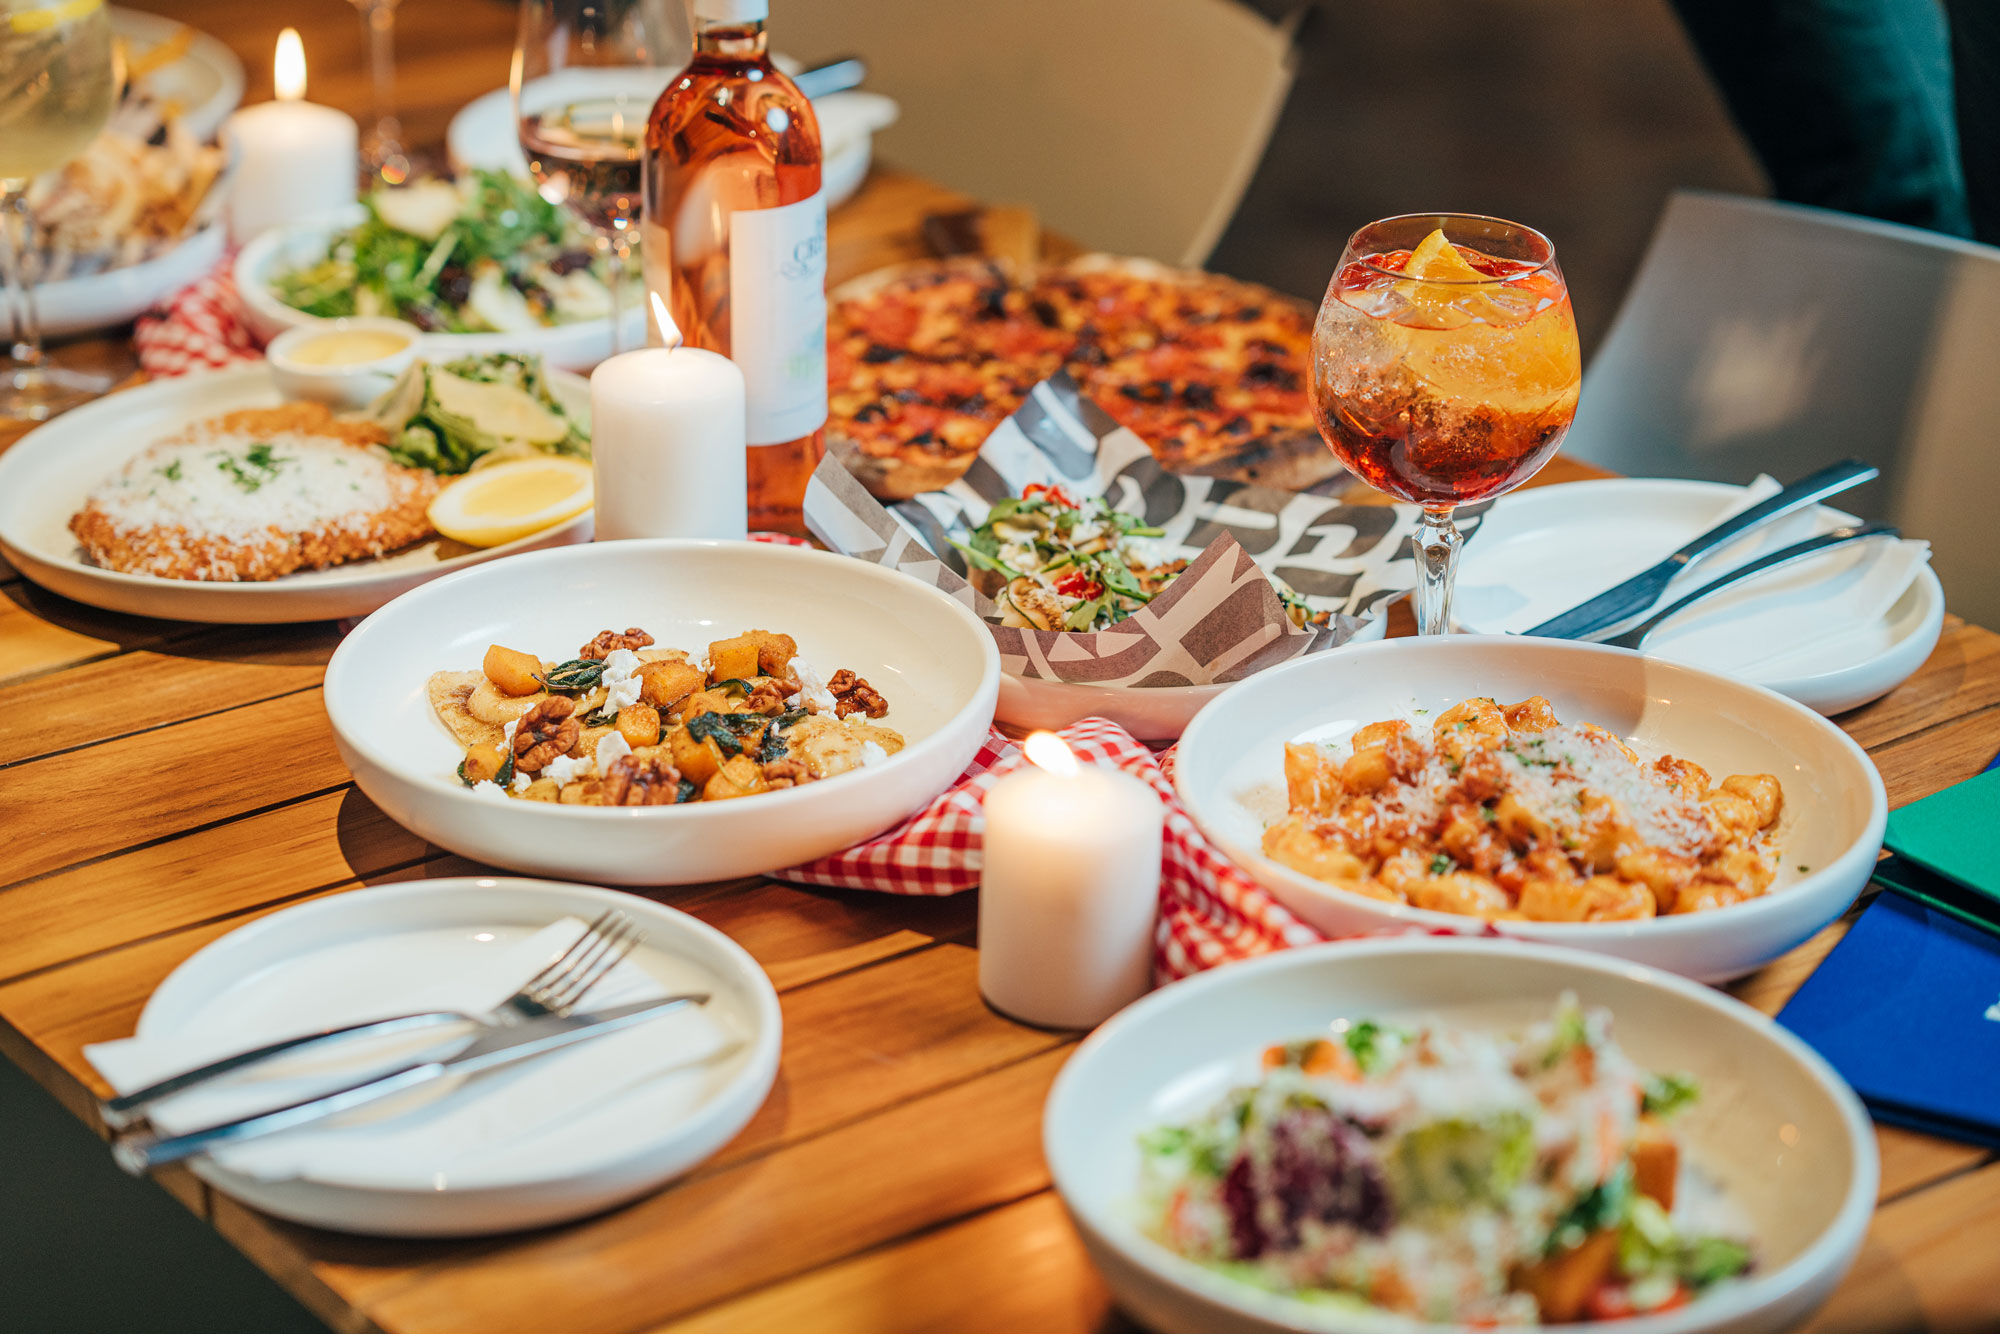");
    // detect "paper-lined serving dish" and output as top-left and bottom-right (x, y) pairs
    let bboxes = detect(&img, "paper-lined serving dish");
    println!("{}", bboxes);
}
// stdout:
(807, 372), (1477, 737)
